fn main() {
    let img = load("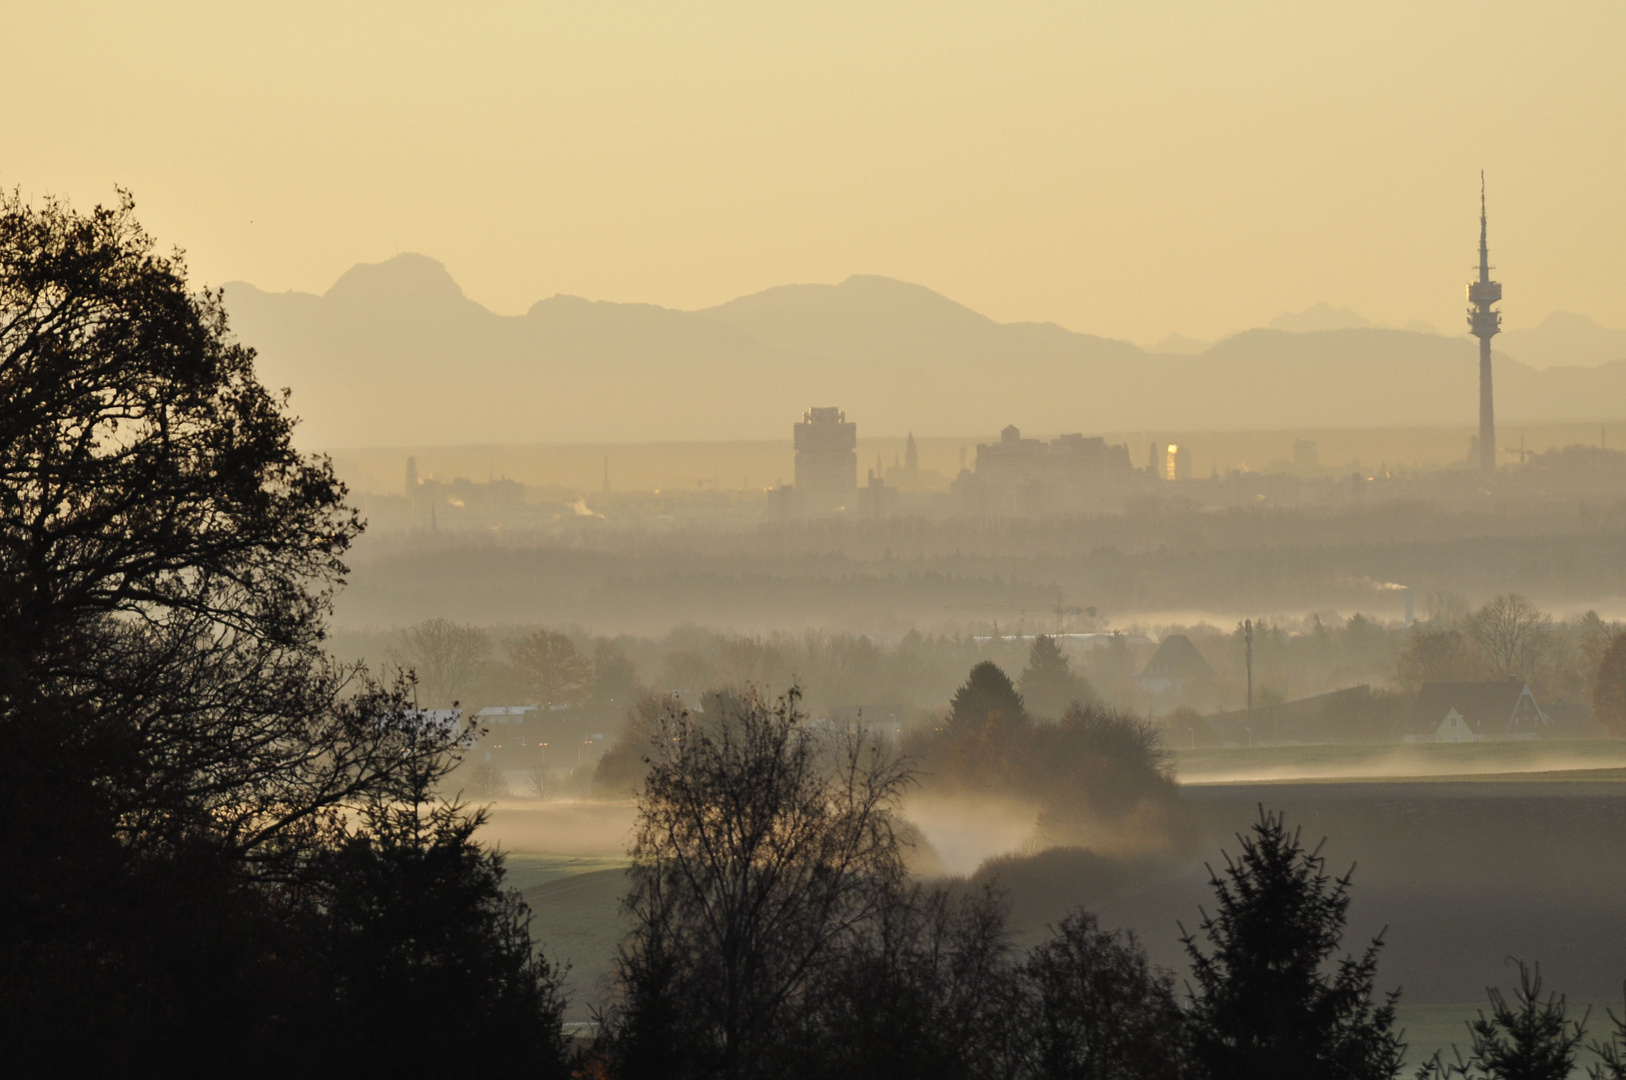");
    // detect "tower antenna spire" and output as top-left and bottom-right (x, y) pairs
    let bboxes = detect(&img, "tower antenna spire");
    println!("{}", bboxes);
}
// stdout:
(1467, 172), (1502, 475)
